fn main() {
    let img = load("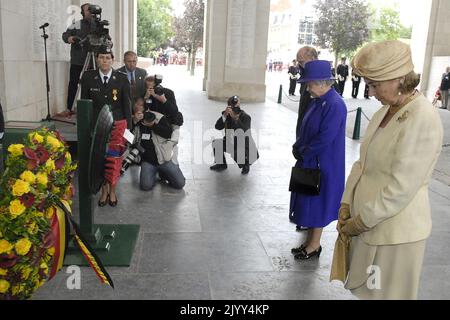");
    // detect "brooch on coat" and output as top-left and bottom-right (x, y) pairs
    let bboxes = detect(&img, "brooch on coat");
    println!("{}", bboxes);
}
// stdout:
(397, 111), (409, 123)
(112, 89), (118, 101)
